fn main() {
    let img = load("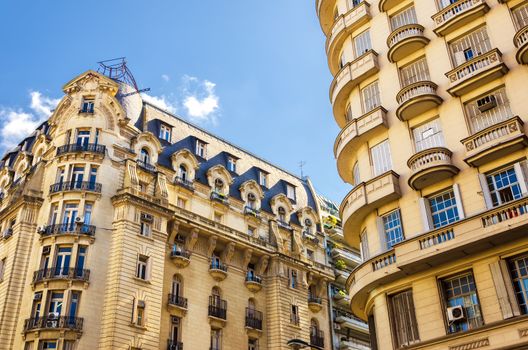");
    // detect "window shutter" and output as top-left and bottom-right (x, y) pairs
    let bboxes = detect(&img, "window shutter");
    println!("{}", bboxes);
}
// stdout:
(499, 260), (521, 317)
(376, 216), (387, 253)
(131, 297), (136, 324)
(489, 261), (520, 319)
(453, 183), (465, 220)
(418, 197), (433, 232)
(514, 161), (528, 196)
(454, 51), (466, 66)
(368, 314), (378, 350)
(478, 173), (493, 209)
